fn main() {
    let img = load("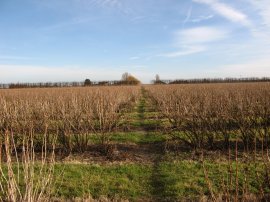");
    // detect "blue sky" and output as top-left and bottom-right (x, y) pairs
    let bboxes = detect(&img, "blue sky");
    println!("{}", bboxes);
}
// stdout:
(0, 0), (270, 83)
